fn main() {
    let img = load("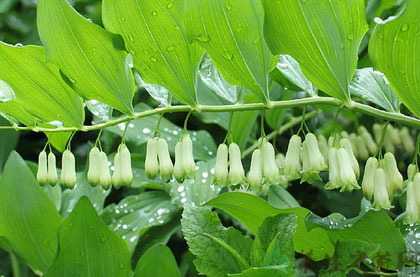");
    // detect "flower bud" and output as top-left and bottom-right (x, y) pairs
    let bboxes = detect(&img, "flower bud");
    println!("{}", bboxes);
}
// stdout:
(356, 136), (369, 161)
(61, 150), (77, 189)
(37, 151), (48, 185)
(341, 131), (349, 138)
(408, 164), (418, 182)
(284, 135), (301, 181)
(214, 144), (229, 186)
(405, 181), (419, 224)
(302, 133), (327, 183)
(349, 133), (360, 159)
(47, 152), (58, 186)
(340, 138), (360, 179)
(387, 124), (401, 147)
(372, 168), (392, 210)
(318, 134), (329, 163)
(325, 148), (339, 190)
(99, 152), (112, 190)
(119, 144), (133, 186)
(414, 173), (420, 210)
(383, 152), (403, 197)
(145, 138), (159, 179)
(358, 127), (377, 155)
(87, 147), (101, 186)
(247, 149), (263, 191)
(362, 157), (378, 200)
(337, 148), (360, 192)
(373, 123), (383, 144)
(400, 127), (415, 155)
(181, 136), (195, 179)
(229, 143), (245, 185)
(261, 140), (281, 184)
(157, 138), (173, 183)
(112, 152), (122, 189)
(328, 136), (335, 149)
(173, 142), (184, 183)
